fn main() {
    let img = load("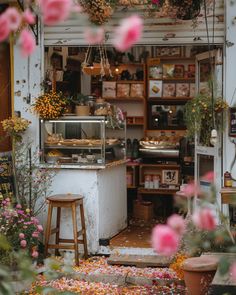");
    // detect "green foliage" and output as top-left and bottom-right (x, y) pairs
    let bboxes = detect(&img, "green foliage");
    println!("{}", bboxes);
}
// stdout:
(184, 93), (228, 146)
(72, 94), (90, 106)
